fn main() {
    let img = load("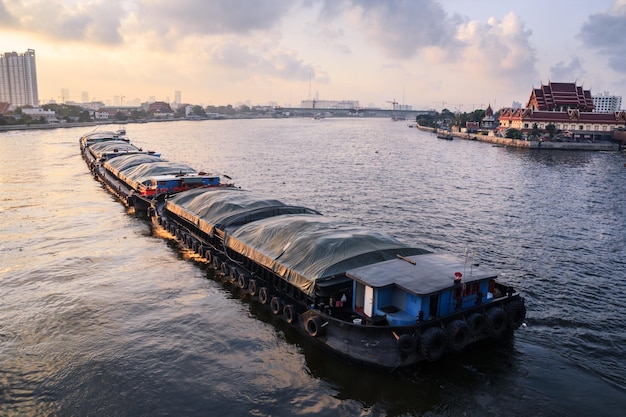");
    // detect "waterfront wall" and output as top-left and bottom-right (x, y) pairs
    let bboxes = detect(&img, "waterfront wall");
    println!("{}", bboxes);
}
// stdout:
(418, 125), (620, 151)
